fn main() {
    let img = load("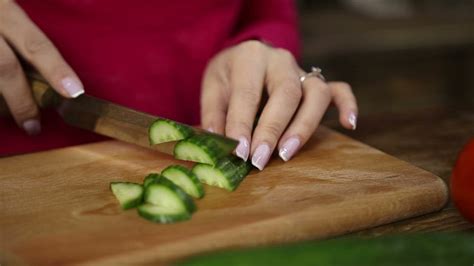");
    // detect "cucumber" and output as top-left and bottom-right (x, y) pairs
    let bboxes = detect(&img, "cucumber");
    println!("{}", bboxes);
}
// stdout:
(138, 178), (196, 223)
(143, 173), (161, 188)
(161, 165), (205, 198)
(174, 135), (233, 165)
(110, 182), (144, 210)
(137, 203), (191, 223)
(149, 118), (193, 145)
(192, 156), (253, 191)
